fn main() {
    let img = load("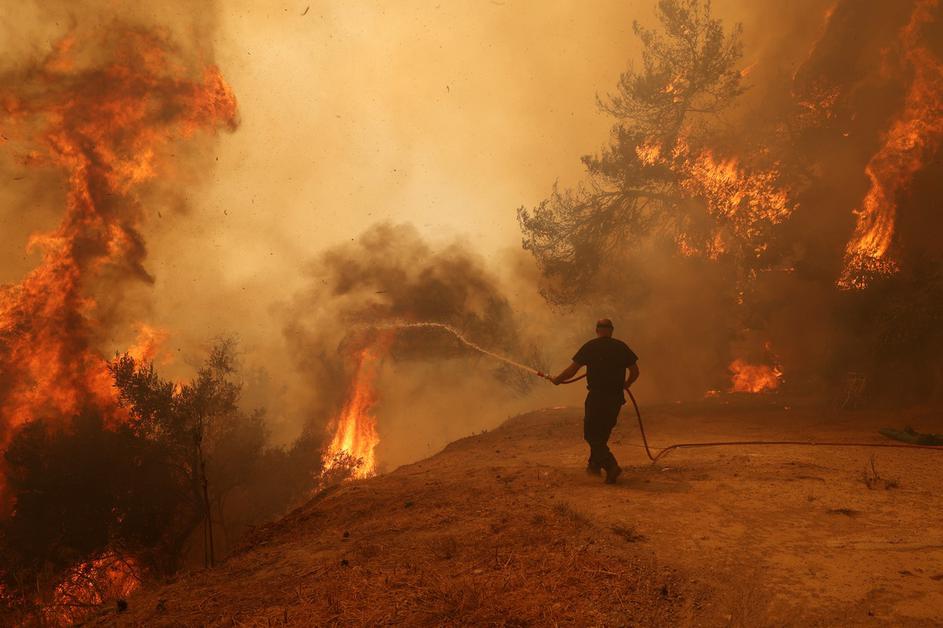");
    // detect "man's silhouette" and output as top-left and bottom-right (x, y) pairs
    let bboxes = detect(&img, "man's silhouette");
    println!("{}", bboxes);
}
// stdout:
(550, 319), (639, 484)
